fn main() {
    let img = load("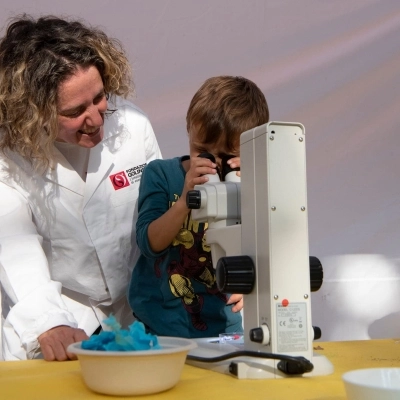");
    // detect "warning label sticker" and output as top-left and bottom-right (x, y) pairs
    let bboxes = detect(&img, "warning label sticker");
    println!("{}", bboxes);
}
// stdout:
(276, 302), (308, 353)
